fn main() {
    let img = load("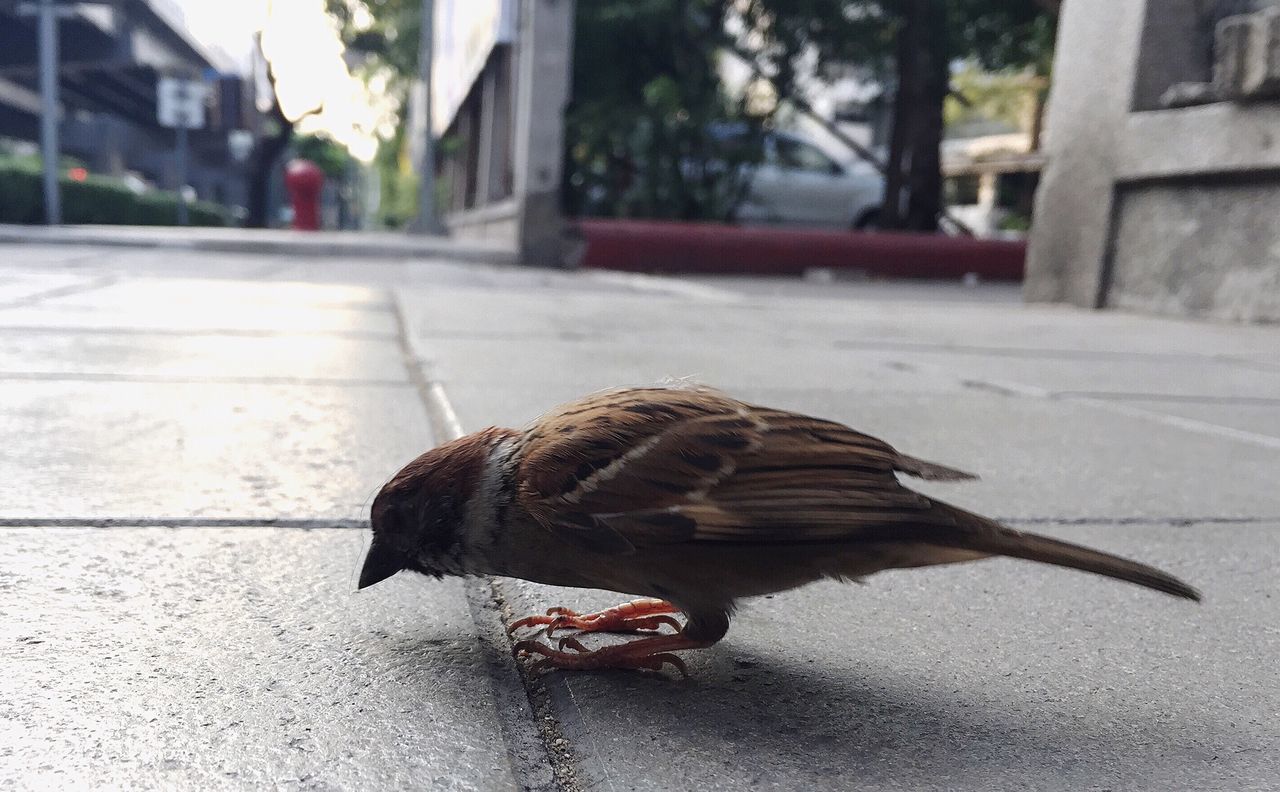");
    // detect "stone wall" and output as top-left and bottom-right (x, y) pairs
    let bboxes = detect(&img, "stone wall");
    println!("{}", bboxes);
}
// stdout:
(1027, 0), (1280, 322)
(1109, 180), (1280, 322)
